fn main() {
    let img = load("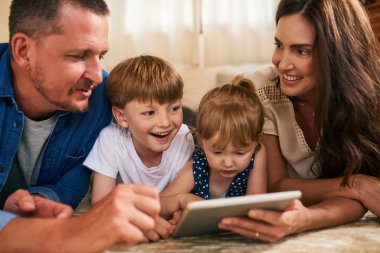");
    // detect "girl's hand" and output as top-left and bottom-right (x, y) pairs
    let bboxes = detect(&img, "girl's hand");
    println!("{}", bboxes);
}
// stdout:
(218, 200), (310, 242)
(144, 216), (177, 241)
